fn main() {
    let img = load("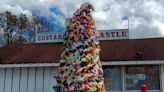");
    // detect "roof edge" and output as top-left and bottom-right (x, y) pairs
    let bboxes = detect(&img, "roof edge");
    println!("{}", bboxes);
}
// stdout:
(102, 60), (164, 65)
(0, 60), (164, 68)
(0, 63), (59, 68)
